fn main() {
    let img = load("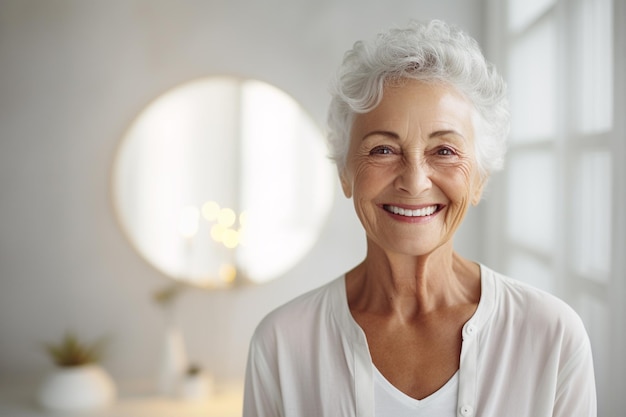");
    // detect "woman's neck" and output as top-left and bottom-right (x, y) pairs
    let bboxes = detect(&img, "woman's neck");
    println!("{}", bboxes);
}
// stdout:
(346, 242), (481, 320)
